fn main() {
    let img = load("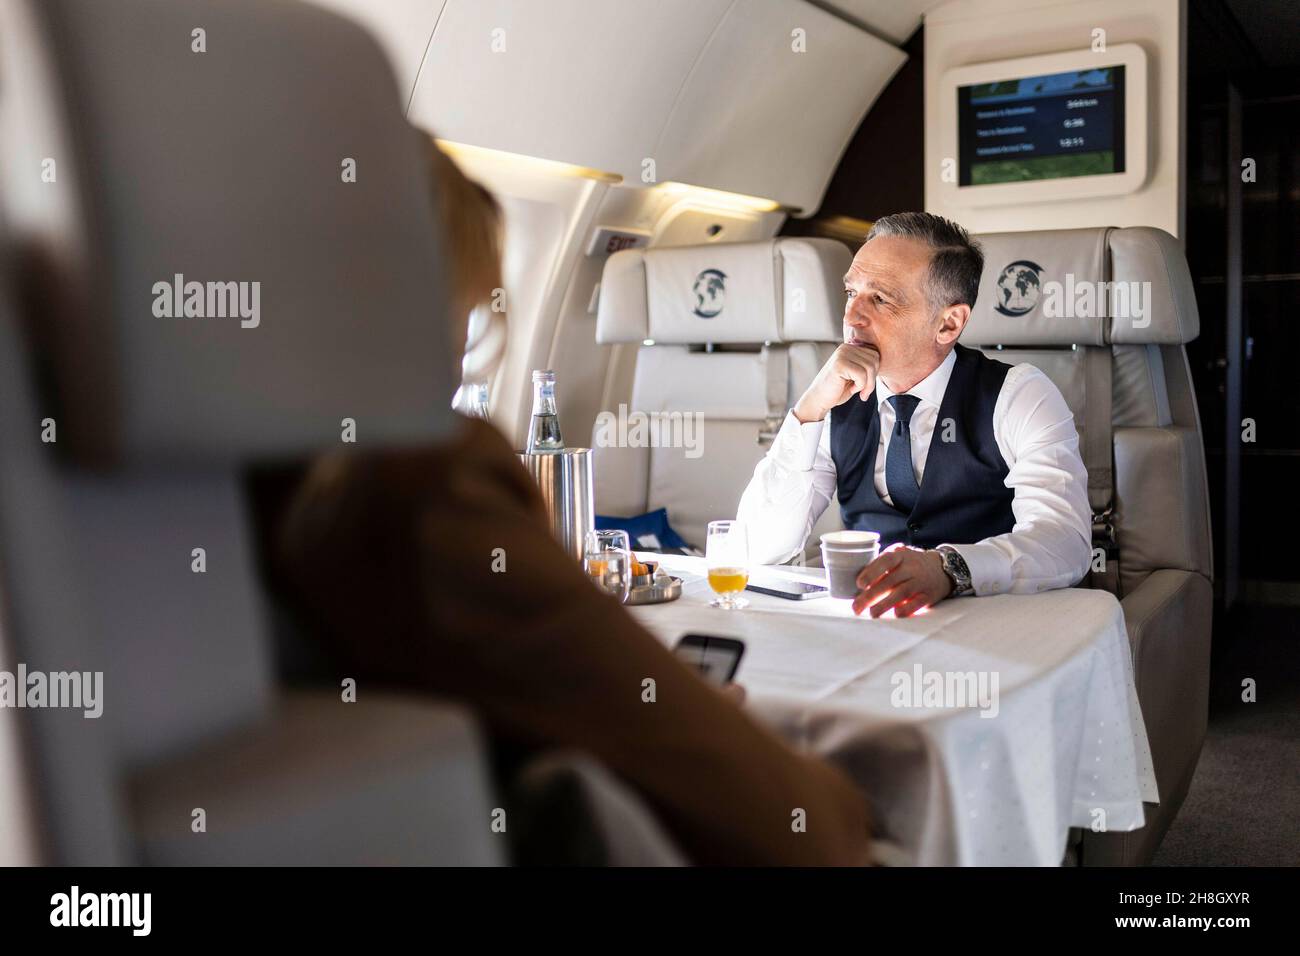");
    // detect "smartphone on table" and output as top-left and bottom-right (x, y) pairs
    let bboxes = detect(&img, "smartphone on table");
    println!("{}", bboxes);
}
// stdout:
(744, 574), (828, 601)
(673, 633), (745, 685)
